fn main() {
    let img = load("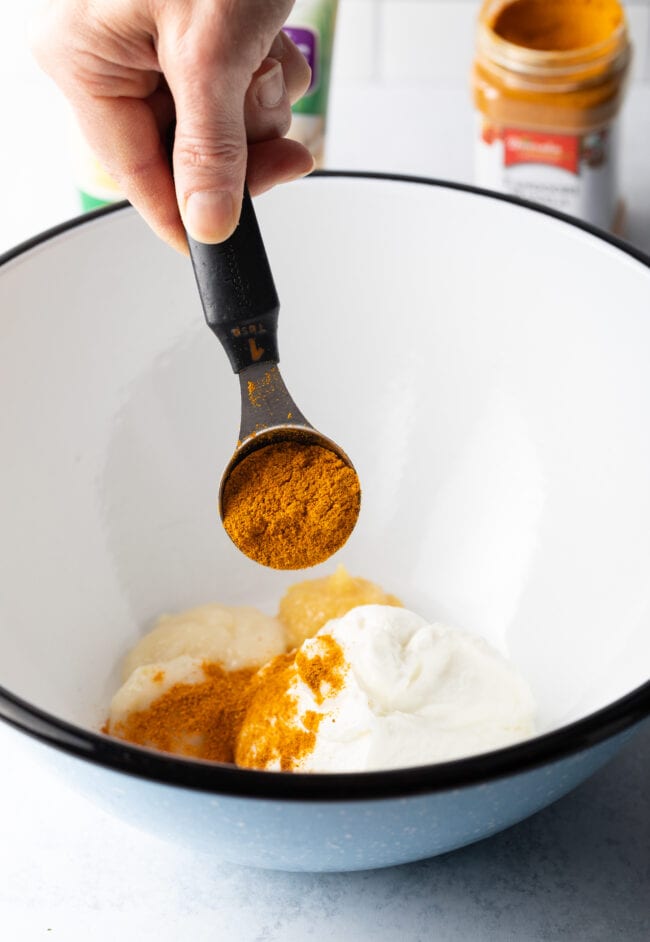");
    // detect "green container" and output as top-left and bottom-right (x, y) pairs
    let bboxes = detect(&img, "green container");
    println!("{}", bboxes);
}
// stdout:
(283, 0), (339, 166)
